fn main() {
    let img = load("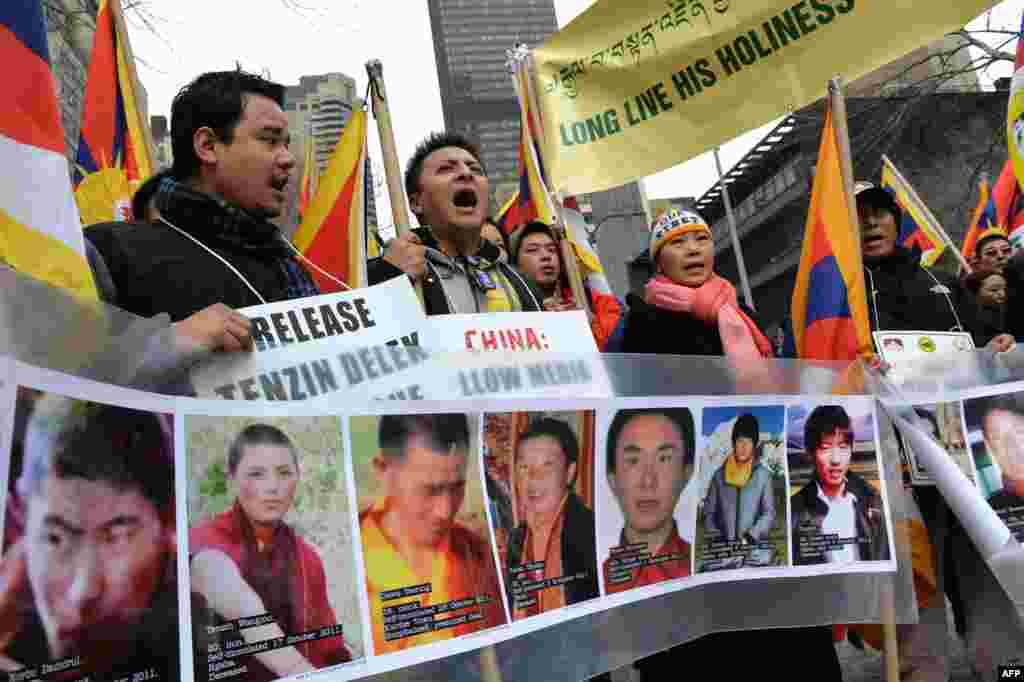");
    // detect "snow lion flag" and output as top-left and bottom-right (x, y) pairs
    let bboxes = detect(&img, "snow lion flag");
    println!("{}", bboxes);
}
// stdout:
(1, 0), (97, 299)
